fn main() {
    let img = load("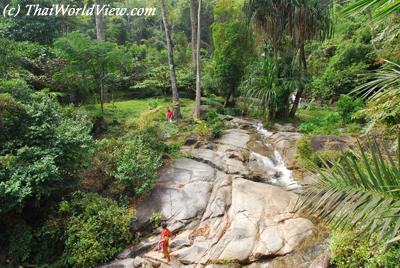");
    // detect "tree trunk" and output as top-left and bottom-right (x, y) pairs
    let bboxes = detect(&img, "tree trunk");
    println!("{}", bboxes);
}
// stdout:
(95, 0), (106, 113)
(289, 44), (307, 117)
(160, 0), (182, 119)
(95, 1), (105, 42)
(194, 0), (202, 119)
(190, 0), (198, 71)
